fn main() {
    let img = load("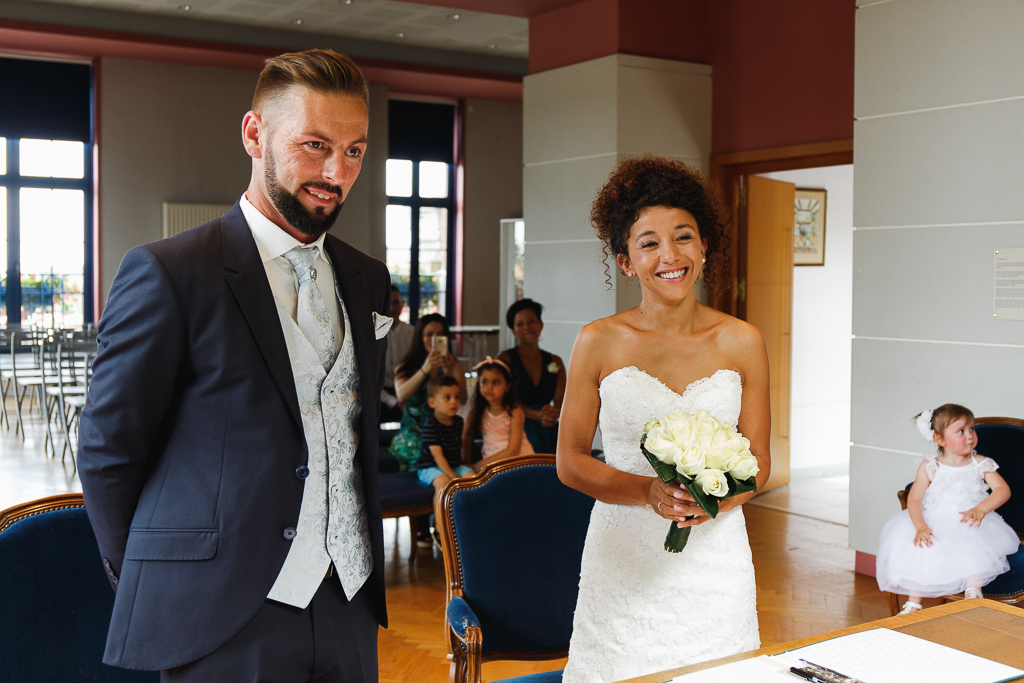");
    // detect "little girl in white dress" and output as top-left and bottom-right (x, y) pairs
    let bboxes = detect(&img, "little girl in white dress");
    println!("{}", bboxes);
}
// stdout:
(876, 404), (1019, 614)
